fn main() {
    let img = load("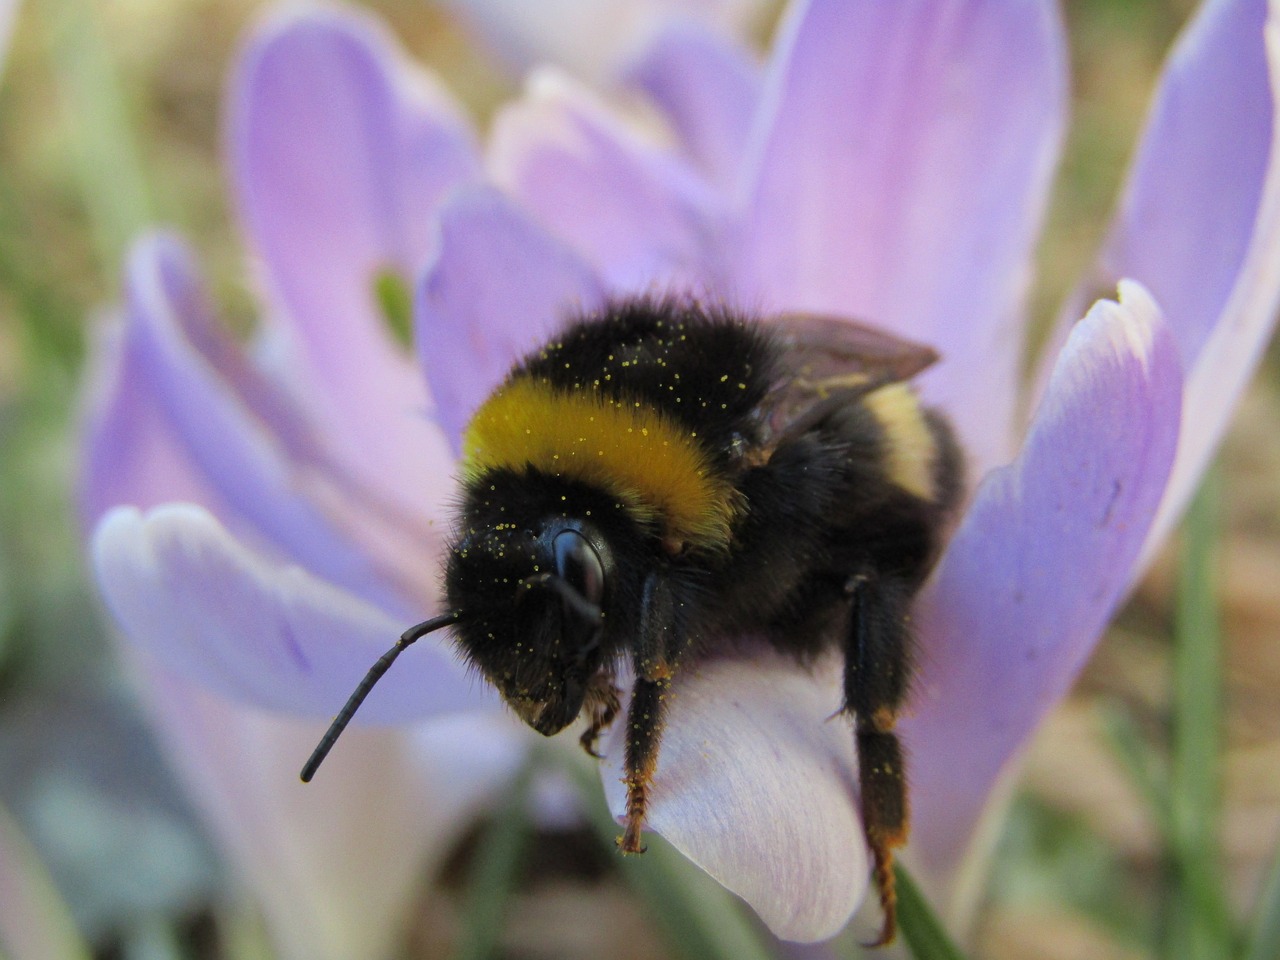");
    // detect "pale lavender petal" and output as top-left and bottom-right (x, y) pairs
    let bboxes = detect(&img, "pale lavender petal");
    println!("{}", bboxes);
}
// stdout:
(739, 0), (1067, 475)
(93, 504), (496, 722)
(1075, 0), (1280, 558)
(625, 18), (762, 187)
(903, 283), (1182, 892)
(487, 68), (726, 294)
(600, 649), (868, 942)
(117, 233), (434, 610)
(417, 187), (606, 450)
(78, 316), (227, 529)
(79, 245), (320, 538)
(140, 664), (523, 960)
(231, 5), (471, 511)
(437, 0), (767, 82)
(1089, 0), (1272, 367)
